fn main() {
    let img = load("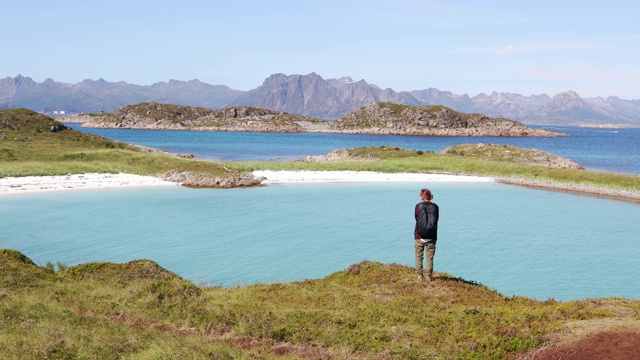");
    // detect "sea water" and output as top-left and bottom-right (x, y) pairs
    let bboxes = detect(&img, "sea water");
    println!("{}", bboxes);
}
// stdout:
(65, 124), (640, 175)
(2, 182), (639, 301)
